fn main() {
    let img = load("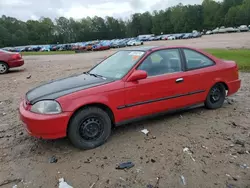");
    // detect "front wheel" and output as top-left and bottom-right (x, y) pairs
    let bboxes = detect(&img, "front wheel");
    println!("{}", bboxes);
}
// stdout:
(68, 107), (112, 149)
(0, 62), (9, 74)
(205, 83), (226, 109)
